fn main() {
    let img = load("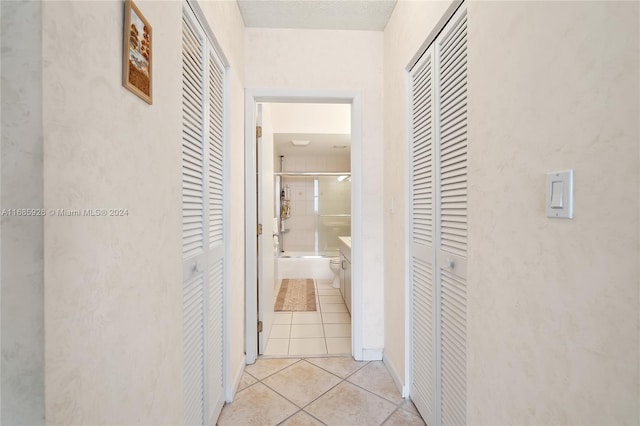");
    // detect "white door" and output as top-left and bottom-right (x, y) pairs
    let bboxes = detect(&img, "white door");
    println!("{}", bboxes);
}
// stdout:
(257, 105), (275, 354)
(182, 4), (226, 425)
(409, 4), (468, 425)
